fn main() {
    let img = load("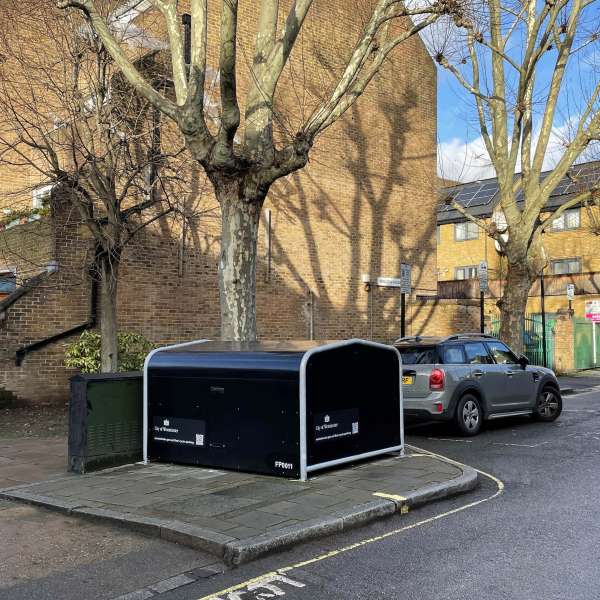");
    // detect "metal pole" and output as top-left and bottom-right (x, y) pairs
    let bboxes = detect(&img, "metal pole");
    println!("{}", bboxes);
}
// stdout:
(480, 291), (485, 333)
(401, 293), (406, 338)
(593, 321), (597, 366)
(540, 271), (548, 368)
